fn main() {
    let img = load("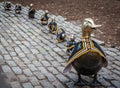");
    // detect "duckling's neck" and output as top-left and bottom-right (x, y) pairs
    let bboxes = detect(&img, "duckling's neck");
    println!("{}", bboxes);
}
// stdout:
(82, 31), (91, 38)
(30, 7), (33, 10)
(45, 13), (48, 16)
(82, 32), (93, 50)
